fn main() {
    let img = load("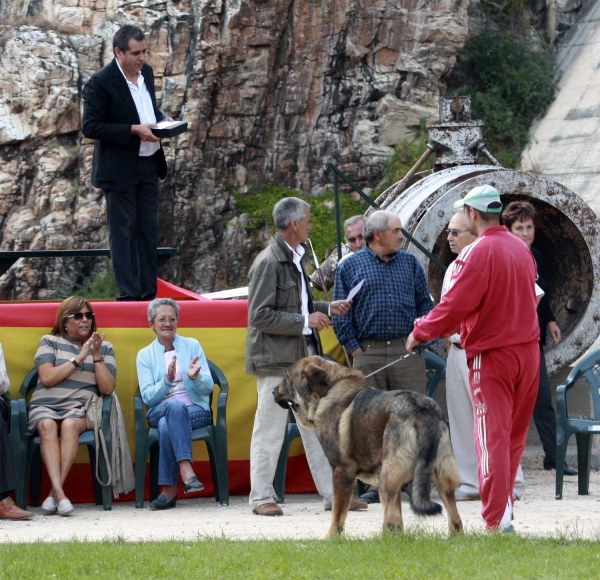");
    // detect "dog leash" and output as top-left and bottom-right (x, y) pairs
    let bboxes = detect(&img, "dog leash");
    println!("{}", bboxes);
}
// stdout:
(363, 352), (416, 378)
